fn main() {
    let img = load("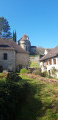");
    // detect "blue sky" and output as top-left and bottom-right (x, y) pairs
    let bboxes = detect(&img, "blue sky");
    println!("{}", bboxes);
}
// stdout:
(0, 0), (58, 48)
